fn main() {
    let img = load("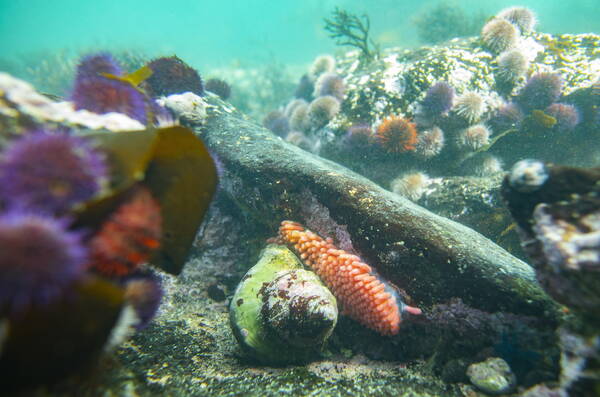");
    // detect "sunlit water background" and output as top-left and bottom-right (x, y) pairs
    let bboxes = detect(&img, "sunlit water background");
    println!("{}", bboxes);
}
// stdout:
(1, 0), (598, 70)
